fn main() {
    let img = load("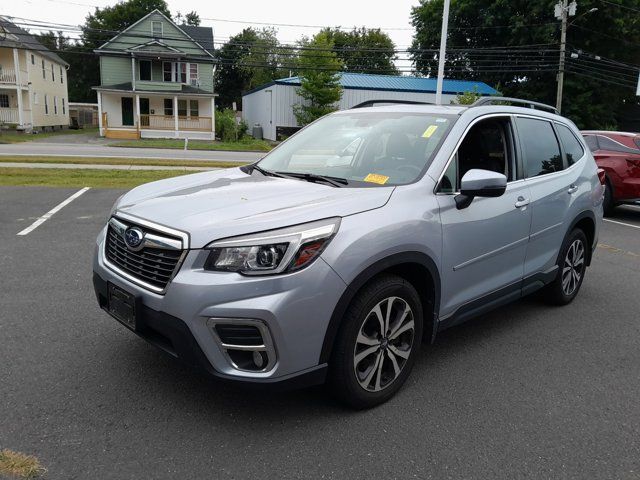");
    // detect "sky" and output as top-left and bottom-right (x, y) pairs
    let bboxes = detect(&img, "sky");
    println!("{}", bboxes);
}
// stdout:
(4, 0), (420, 70)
